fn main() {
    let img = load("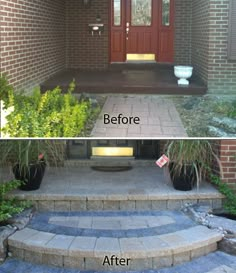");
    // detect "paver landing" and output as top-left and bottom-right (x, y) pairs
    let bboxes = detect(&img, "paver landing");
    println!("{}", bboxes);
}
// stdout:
(91, 95), (187, 137)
